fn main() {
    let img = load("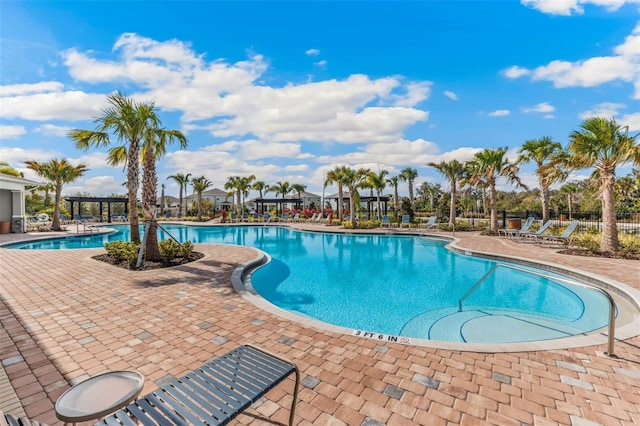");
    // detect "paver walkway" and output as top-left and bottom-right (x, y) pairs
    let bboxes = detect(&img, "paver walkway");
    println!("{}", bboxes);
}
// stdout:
(0, 226), (639, 425)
